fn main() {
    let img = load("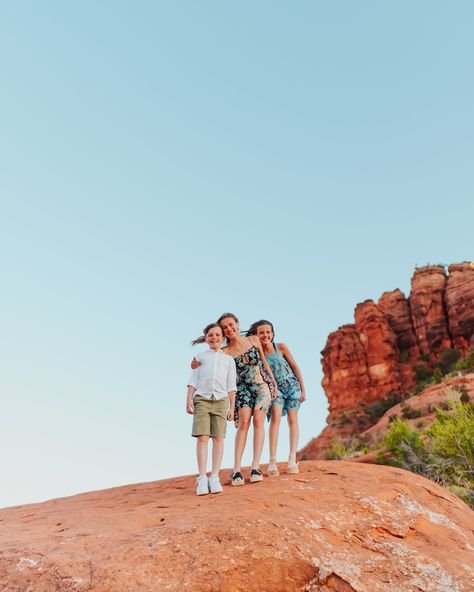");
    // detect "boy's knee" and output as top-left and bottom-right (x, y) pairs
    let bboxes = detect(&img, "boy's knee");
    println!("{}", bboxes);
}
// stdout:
(197, 435), (209, 442)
